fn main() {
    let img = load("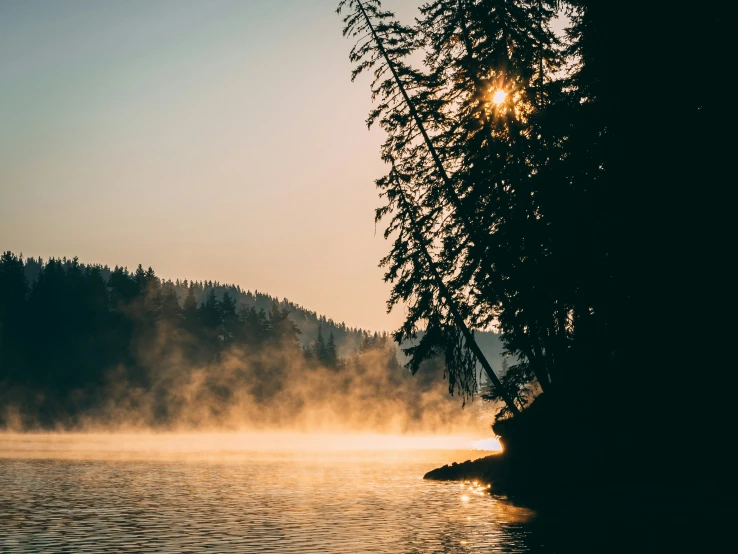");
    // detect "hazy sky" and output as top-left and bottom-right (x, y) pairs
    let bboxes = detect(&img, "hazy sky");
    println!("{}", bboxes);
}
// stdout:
(0, 0), (426, 331)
